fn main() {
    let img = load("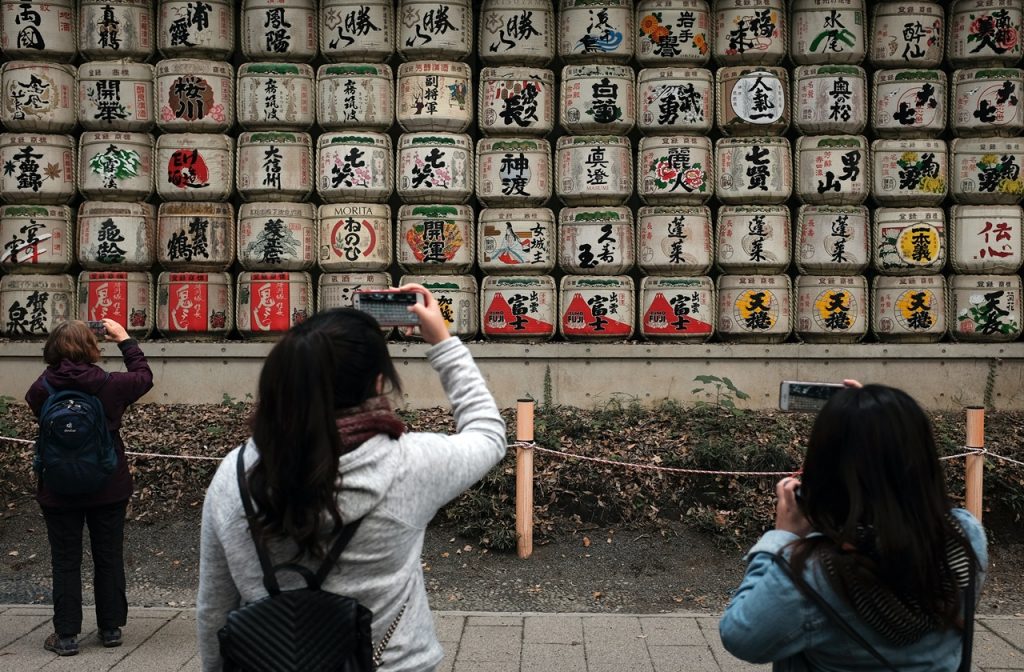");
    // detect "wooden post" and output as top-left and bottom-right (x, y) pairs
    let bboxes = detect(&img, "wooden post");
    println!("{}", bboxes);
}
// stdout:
(965, 407), (985, 523)
(515, 399), (535, 559)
